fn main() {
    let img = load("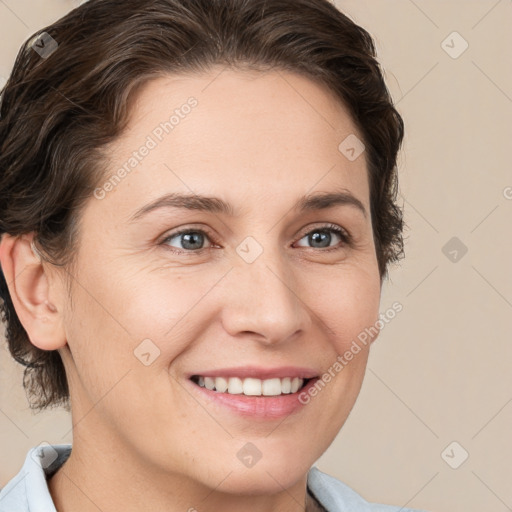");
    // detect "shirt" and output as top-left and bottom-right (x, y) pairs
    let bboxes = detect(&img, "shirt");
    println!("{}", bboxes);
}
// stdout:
(0, 445), (428, 511)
